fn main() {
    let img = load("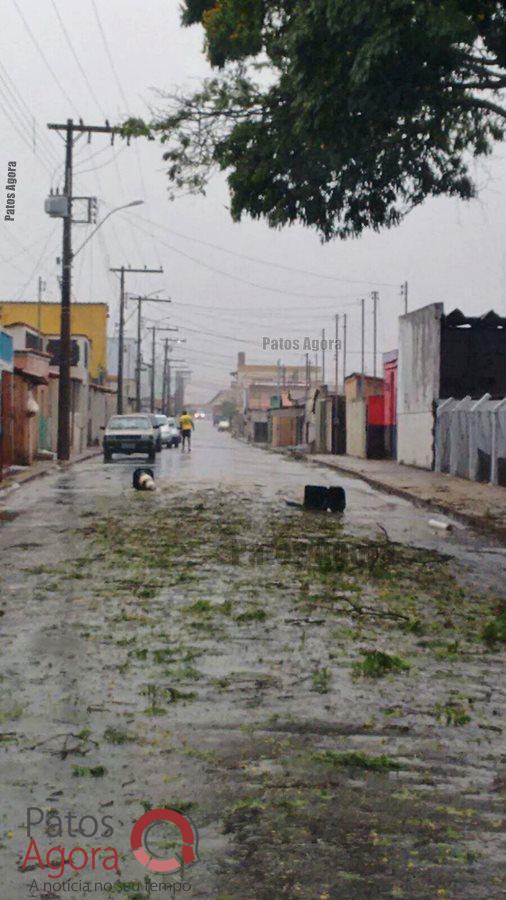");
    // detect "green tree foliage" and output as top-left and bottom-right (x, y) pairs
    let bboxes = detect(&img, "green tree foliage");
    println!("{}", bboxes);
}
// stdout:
(125, 1), (505, 239)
